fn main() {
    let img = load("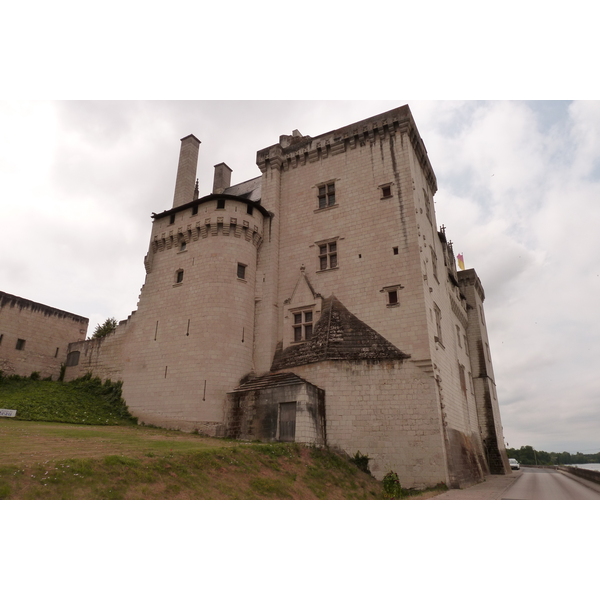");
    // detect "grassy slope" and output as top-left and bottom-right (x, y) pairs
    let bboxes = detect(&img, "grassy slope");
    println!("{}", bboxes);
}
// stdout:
(0, 420), (384, 499)
(0, 377), (446, 500)
(0, 375), (135, 426)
